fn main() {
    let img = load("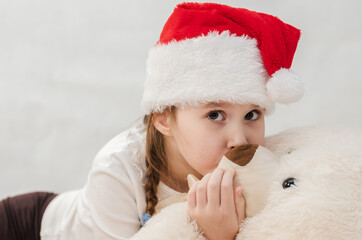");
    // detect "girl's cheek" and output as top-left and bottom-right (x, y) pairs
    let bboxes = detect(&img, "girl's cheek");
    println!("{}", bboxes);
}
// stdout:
(193, 148), (218, 170)
(254, 130), (265, 145)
